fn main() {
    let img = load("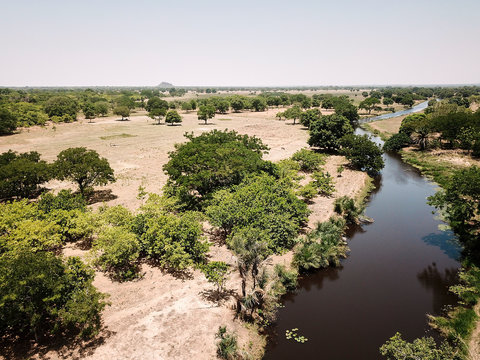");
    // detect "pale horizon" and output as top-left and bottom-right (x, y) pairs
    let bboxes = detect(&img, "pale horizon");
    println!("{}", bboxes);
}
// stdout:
(2, 0), (479, 87)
